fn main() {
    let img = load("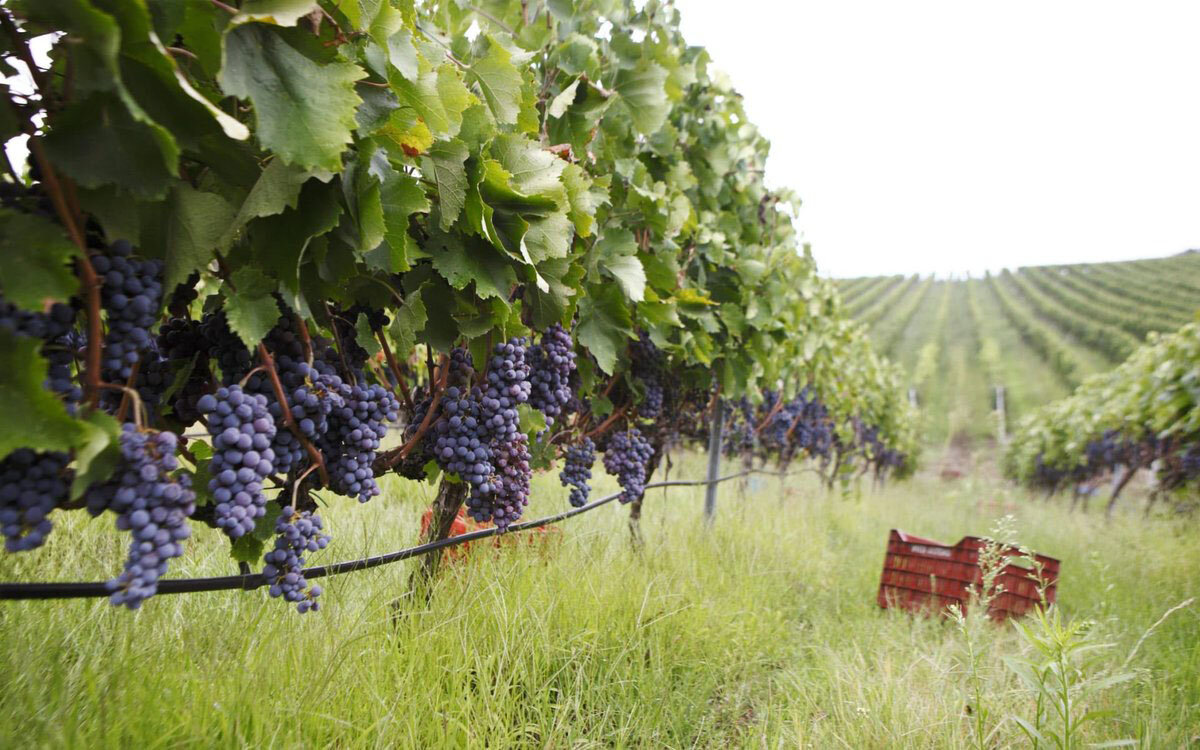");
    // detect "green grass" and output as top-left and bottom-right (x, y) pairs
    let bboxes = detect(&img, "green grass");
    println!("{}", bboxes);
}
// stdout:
(1, 453), (1196, 748)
